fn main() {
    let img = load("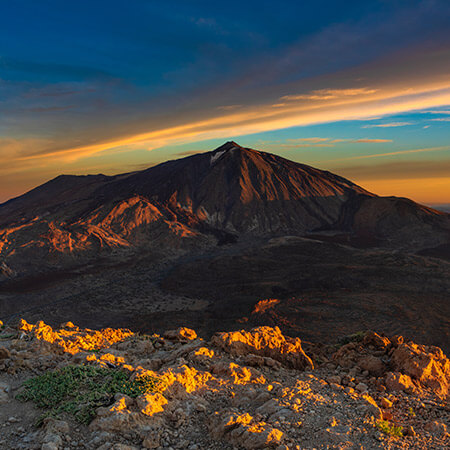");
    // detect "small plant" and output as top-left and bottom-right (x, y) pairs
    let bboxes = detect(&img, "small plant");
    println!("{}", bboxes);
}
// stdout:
(407, 407), (416, 417)
(376, 419), (403, 438)
(17, 365), (164, 425)
(339, 331), (366, 345)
